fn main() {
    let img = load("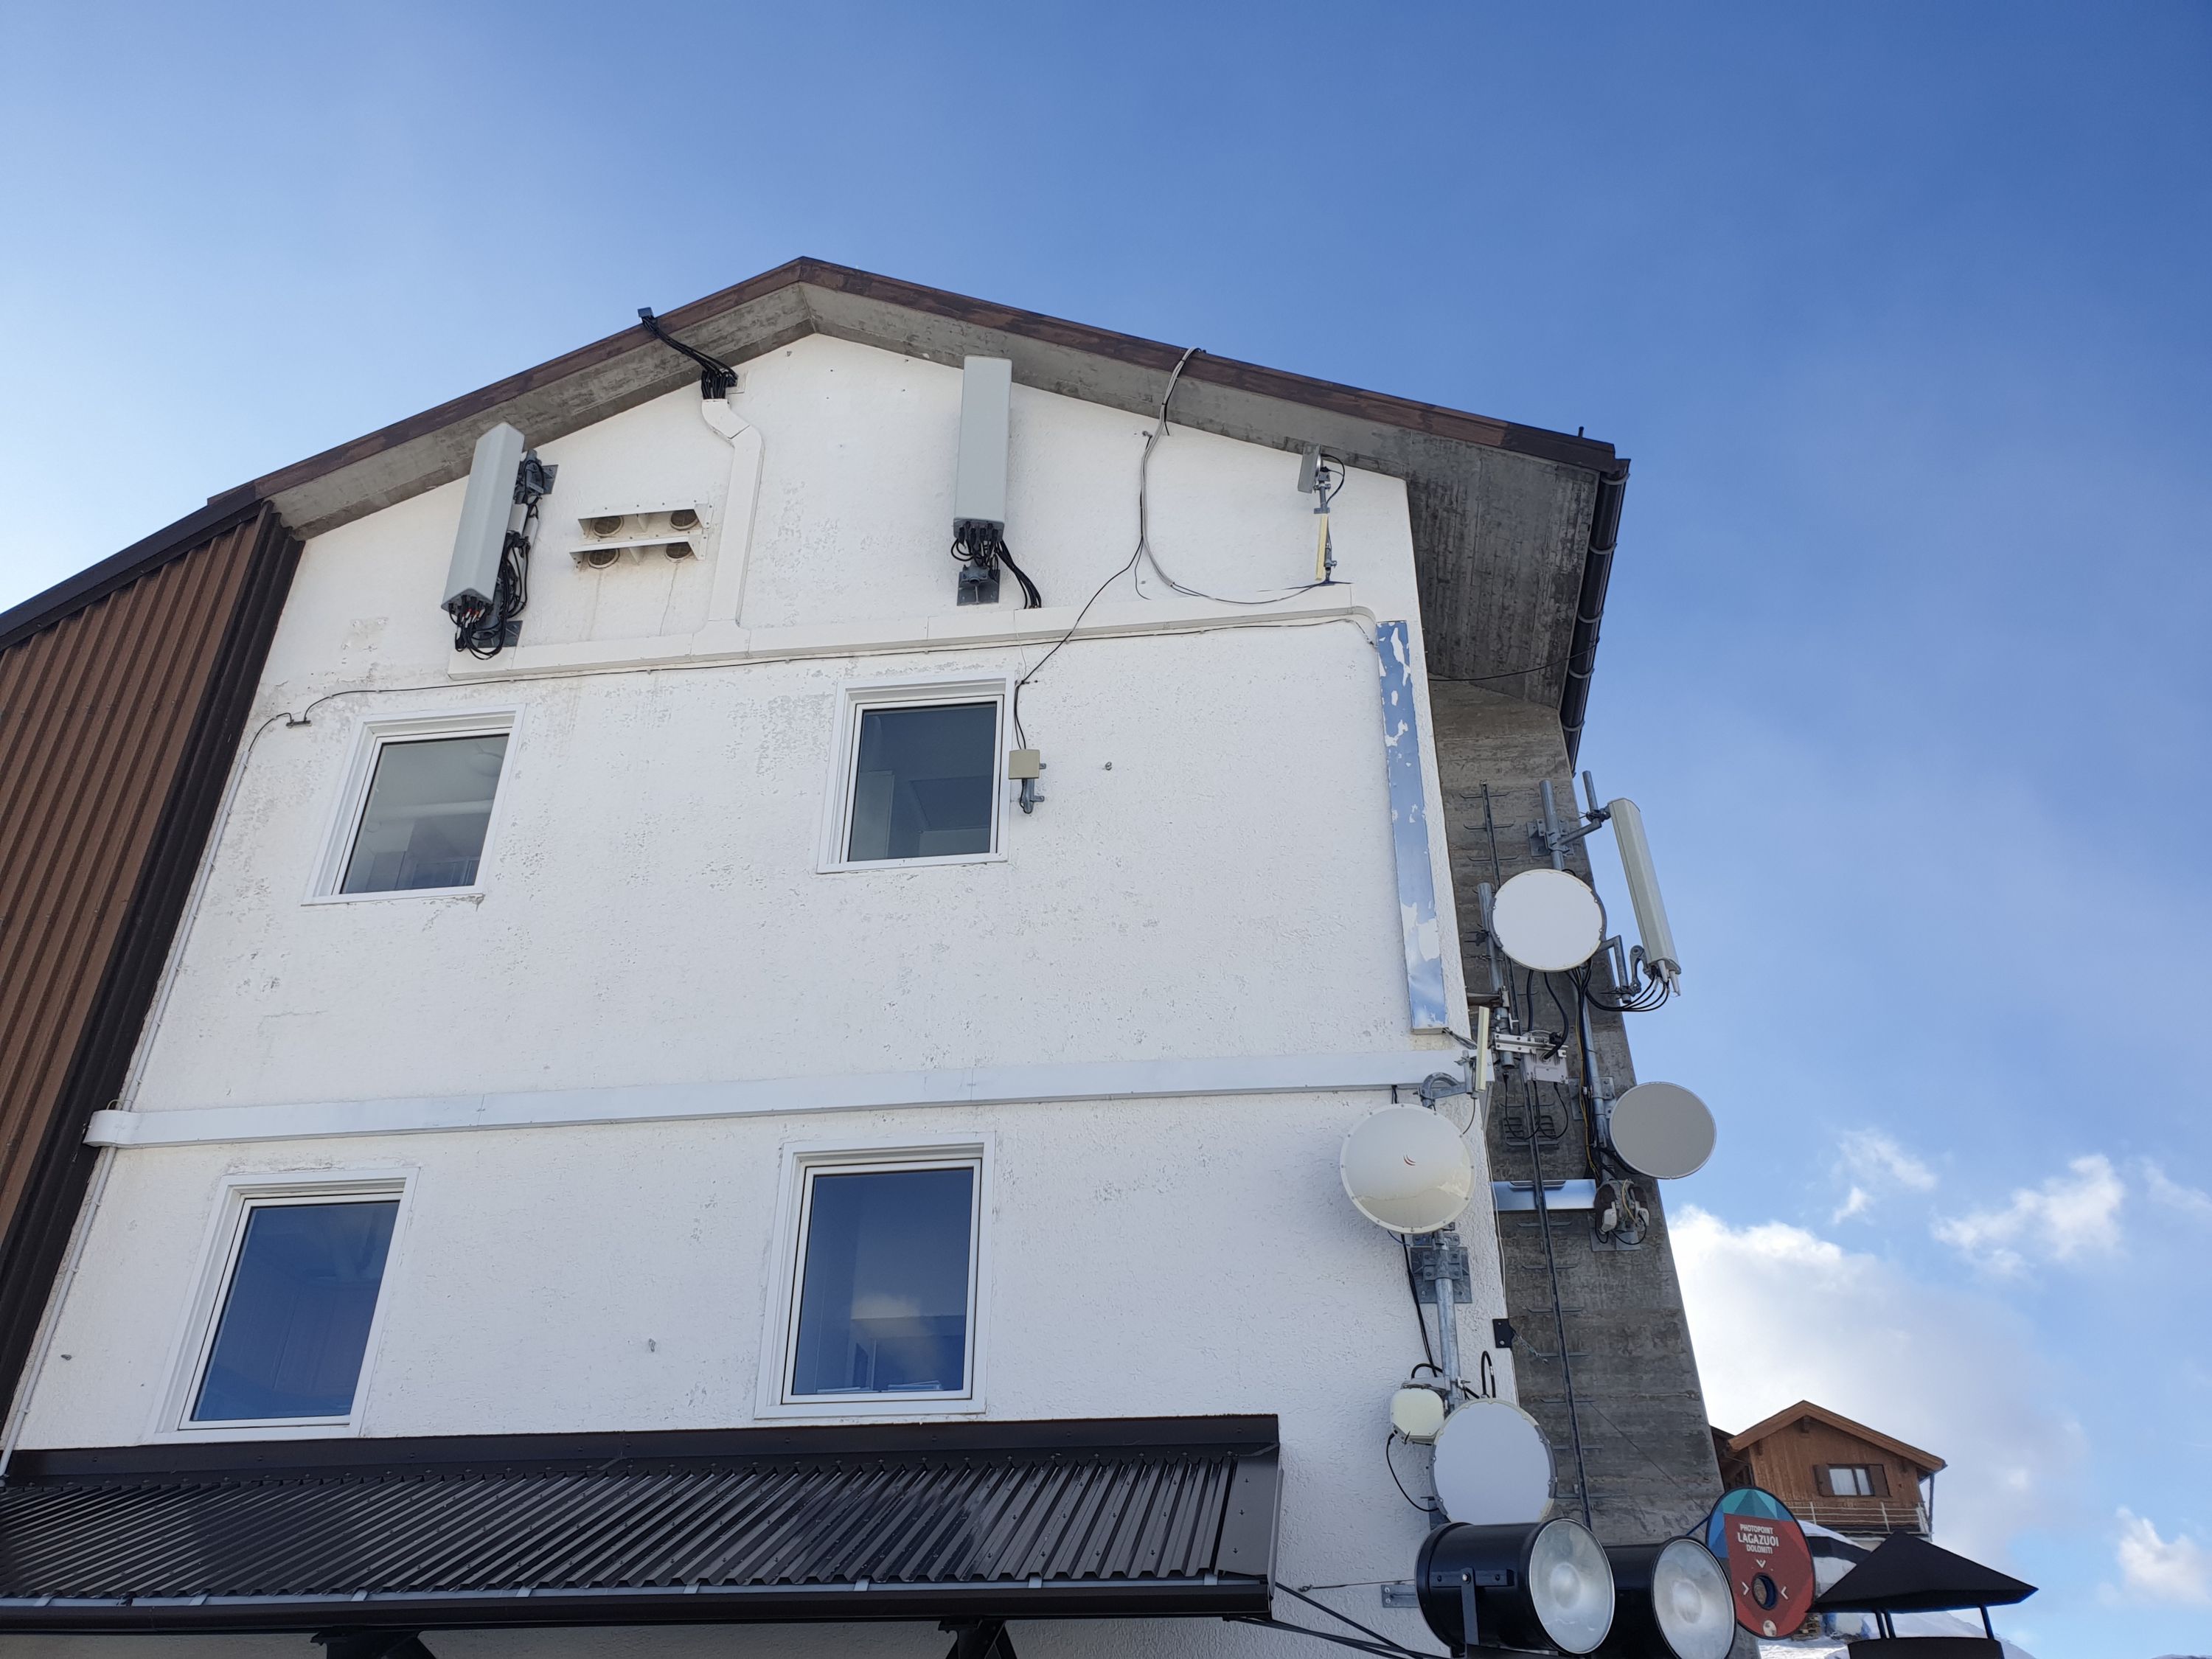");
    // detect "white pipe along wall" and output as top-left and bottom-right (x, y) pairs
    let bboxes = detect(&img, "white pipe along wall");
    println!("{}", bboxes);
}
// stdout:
(13, 335), (1512, 1659)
